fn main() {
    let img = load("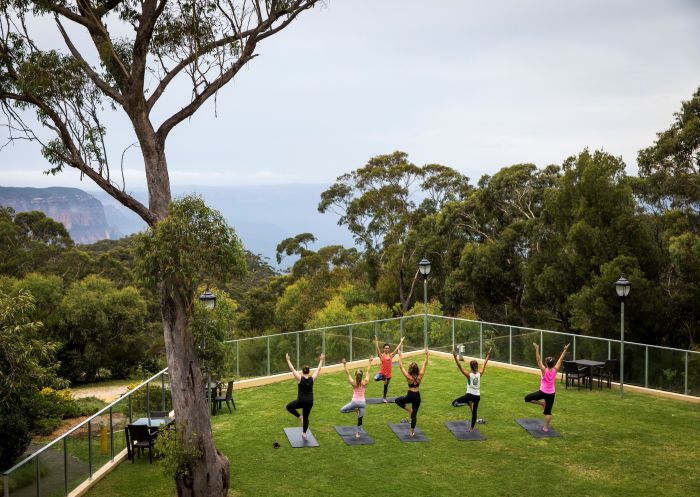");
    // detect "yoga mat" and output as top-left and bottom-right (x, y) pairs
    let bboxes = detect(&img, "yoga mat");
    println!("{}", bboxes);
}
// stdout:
(444, 420), (487, 441)
(334, 426), (375, 445)
(283, 427), (320, 447)
(366, 397), (397, 404)
(515, 418), (561, 438)
(388, 422), (428, 442)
